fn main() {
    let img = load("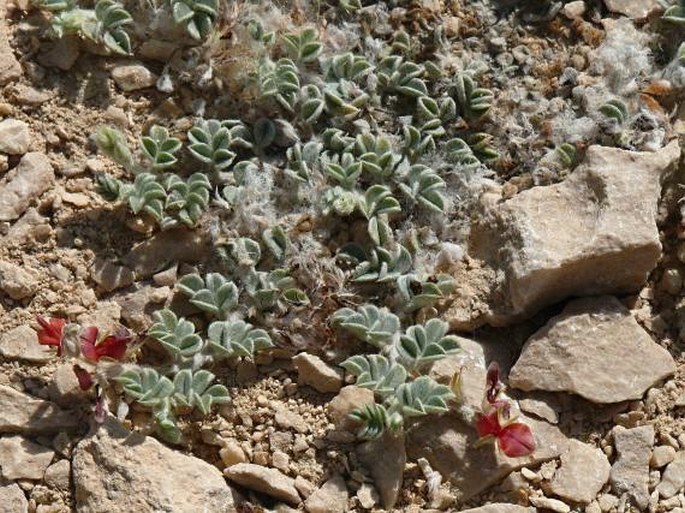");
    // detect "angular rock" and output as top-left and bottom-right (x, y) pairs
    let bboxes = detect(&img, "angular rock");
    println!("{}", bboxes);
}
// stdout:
(548, 440), (610, 504)
(293, 353), (343, 393)
(356, 430), (405, 509)
(461, 505), (532, 513)
(0, 385), (79, 433)
(603, 0), (662, 19)
(509, 297), (675, 403)
(0, 119), (30, 155)
(73, 419), (236, 512)
(0, 325), (53, 363)
(304, 475), (348, 513)
(519, 397), (558, 424)
(529, 496), (570, 513)
(467, 141), (680, 325)
(0, 436), (55, 480)
(610, 425), (654, 509)
(406, 411), (569, 501)
(48, 363), (87, 408)
(657, 451), (685, 499)
(0, 260), (37, 300)
(111, 64), (157, 92)
(44, 459), (71, 491)
(91, 259), (135, 292)
(0, 0), (21, 85)
(651, 446), (676, 468)
(0, 482), (28, 513)
(224, 463), (299, 506)
(122, 228), (208, 277)
(0, 153), (55, 222)
(327, 386), (375, 432)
